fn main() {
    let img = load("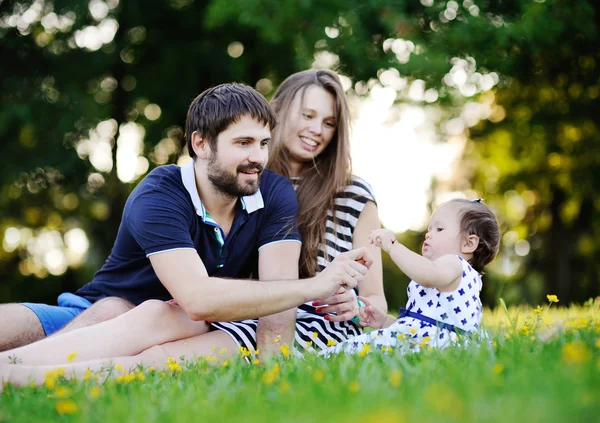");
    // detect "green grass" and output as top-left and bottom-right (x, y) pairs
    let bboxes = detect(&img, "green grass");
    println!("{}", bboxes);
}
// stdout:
(1, 309), (599, 423)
